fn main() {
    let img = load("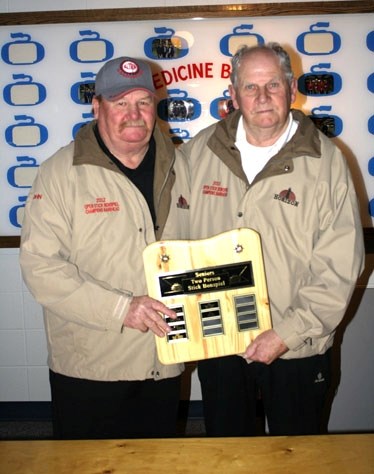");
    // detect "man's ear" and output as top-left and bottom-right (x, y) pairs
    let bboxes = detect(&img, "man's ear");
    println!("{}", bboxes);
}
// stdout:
(290, 78), (298, 104)
(228, 84), (239, 110)
(91, 97), (100, 118)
